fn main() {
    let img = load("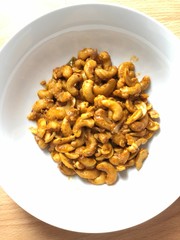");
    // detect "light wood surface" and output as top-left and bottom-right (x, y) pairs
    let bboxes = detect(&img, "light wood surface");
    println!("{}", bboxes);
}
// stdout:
(0, 1), (180, 239)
